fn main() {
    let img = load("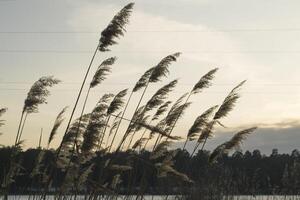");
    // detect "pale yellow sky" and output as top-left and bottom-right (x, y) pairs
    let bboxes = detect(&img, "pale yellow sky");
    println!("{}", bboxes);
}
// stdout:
(1, 0), (300, 153)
